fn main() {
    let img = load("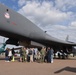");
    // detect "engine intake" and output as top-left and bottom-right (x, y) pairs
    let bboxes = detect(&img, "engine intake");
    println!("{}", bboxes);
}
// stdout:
(6, 38), (19, 46)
